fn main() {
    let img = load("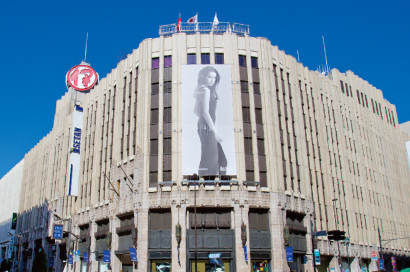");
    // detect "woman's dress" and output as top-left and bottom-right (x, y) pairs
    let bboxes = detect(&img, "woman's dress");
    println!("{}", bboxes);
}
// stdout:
(195, 86), (227, 176)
